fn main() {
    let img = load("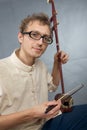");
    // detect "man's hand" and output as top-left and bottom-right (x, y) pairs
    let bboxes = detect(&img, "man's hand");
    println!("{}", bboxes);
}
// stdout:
(31, 100), (61, 120)
(54, 50), (69, 64)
